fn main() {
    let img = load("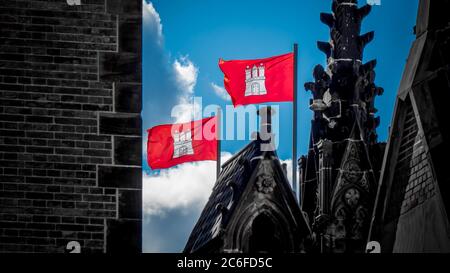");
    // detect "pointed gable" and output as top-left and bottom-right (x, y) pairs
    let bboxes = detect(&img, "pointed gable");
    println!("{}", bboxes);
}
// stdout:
(331, 123), (378, 213)
(369, 0), (450, 252)
(183, 139), (310, 253)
